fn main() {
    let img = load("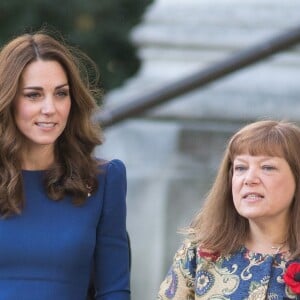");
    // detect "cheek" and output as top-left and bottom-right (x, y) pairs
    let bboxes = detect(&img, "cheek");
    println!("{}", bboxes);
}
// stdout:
(62, 101), (71, 118)
(276, 180), (296, 205)
(56, 101), (71, 123)
(231, 176), (241, 203)
(231, 176), (238, 193)
(14, 102), (34, 124)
